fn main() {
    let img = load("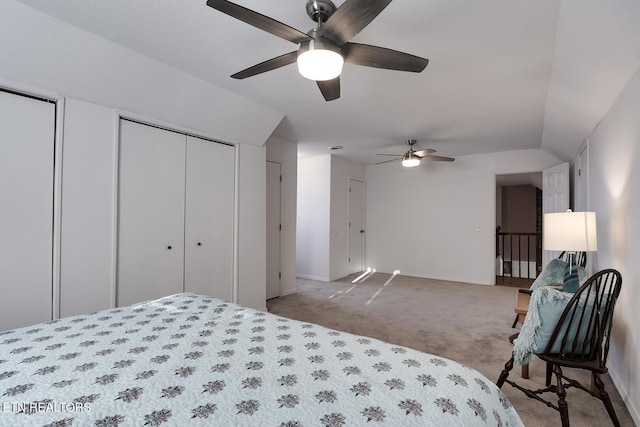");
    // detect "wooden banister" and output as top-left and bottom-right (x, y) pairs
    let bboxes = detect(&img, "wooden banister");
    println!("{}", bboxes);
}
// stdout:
(497, 231), (541, 280)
